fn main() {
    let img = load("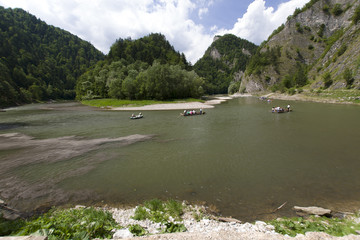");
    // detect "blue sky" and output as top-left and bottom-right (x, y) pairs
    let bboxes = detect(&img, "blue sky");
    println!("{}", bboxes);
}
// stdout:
(0, 0), (309, 63)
